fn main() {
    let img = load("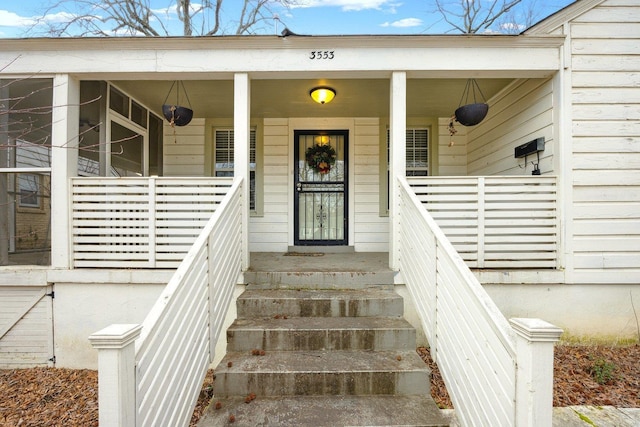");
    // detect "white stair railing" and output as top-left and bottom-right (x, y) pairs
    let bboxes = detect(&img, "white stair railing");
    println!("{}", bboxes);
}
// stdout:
(90, 177), (244, 427)
(398, 176), (562, 427)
